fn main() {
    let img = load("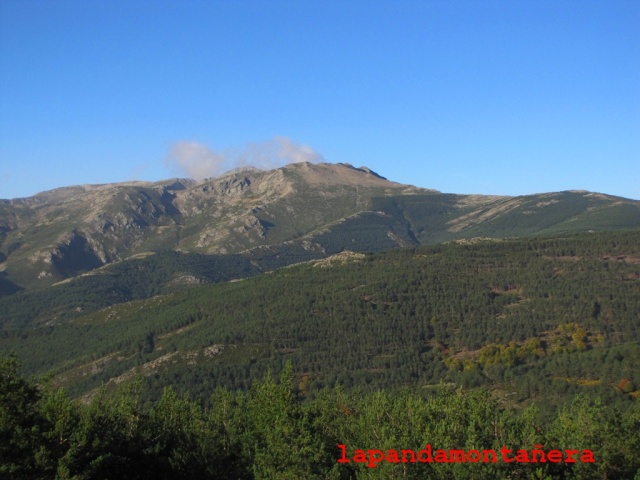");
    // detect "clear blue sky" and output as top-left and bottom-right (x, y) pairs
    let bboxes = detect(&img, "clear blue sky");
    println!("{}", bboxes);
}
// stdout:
(1, 0), (638, 200)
